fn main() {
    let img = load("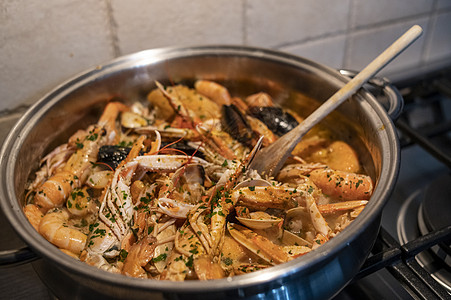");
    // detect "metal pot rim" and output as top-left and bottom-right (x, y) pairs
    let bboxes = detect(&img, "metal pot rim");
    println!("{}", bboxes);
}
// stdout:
(0, 45), (400, 292)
